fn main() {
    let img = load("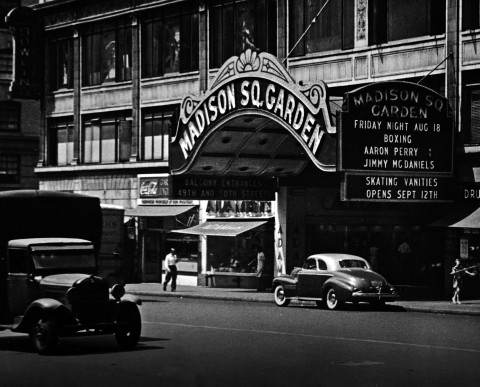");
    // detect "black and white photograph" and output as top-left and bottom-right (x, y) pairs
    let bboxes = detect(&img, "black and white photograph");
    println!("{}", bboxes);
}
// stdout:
(1, 0), (480, 386)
